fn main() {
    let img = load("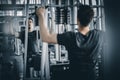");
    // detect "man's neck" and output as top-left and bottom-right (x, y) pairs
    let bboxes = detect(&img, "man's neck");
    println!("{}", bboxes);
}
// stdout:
(78, 26), (90, 35)
(28, 29), (34, 32)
